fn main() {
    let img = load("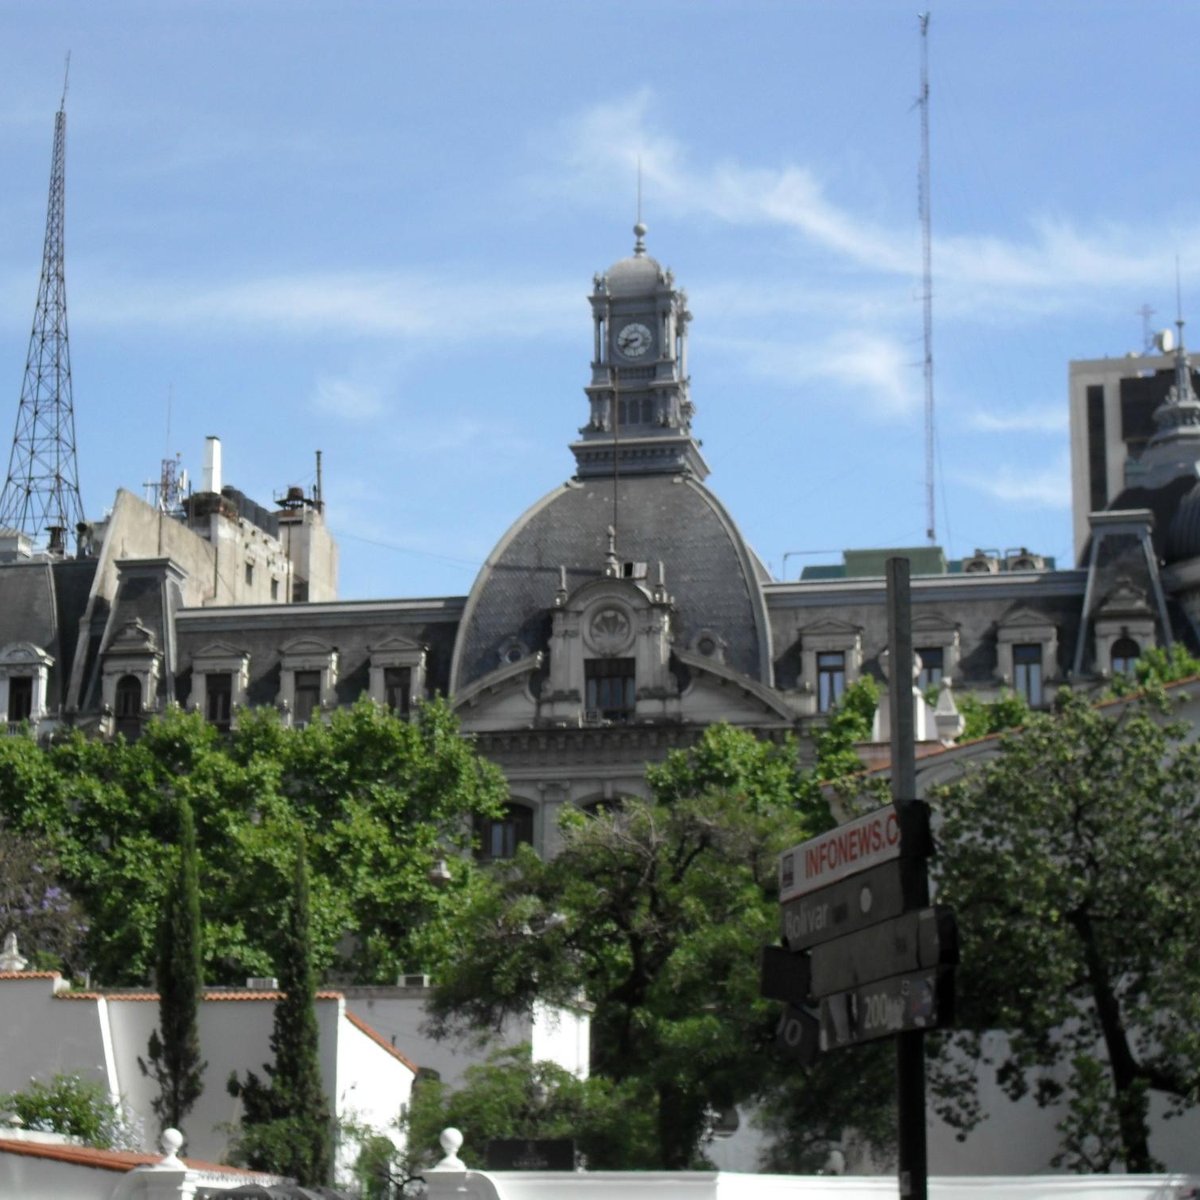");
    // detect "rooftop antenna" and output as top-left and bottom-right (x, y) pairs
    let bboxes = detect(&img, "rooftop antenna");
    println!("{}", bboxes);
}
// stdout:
(1136, 303), (1157, 354)
(918, 12), (936, 546)
(0, 63), (86, 548)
